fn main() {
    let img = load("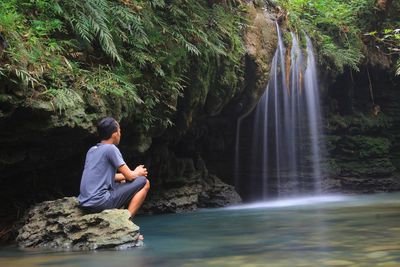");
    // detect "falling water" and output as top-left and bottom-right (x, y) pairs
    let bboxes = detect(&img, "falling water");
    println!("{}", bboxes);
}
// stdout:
(235, 25), (325, 200)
